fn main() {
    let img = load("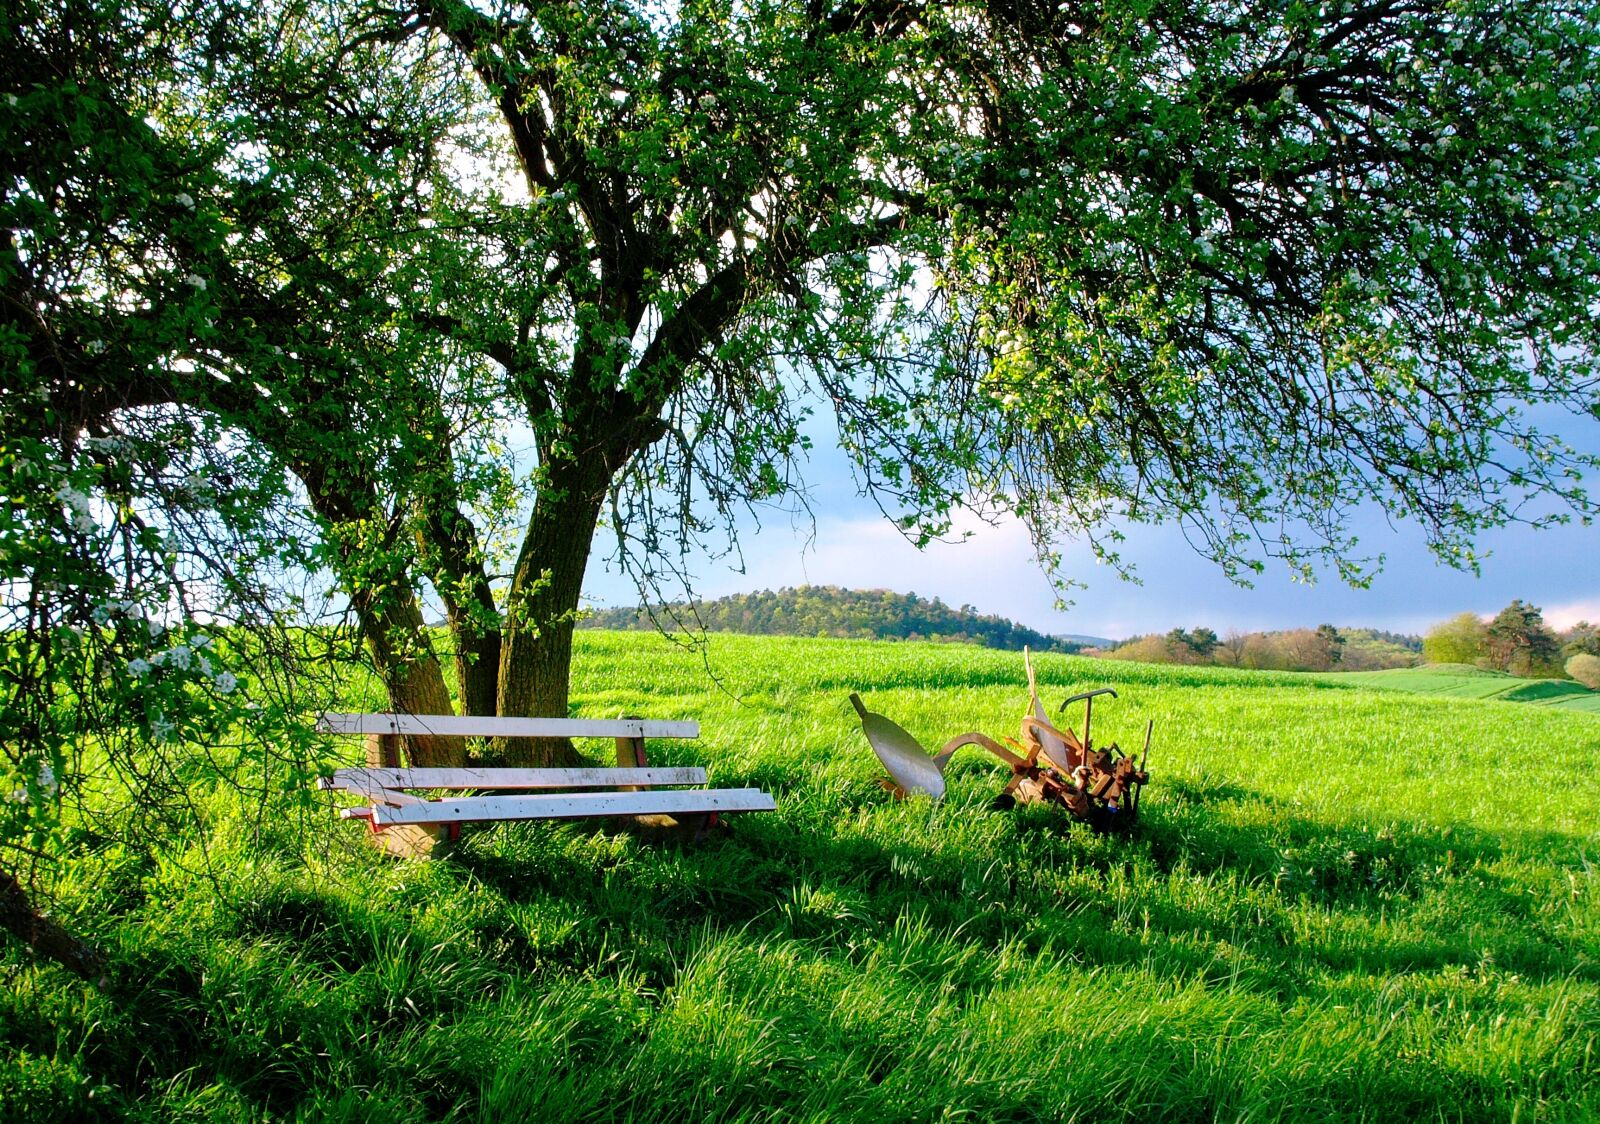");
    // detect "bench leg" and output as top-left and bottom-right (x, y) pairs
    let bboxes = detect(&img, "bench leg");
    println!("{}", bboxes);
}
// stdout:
(615, 726), (648, 794)
(366, 733), (402, 768)
(367, 821), (456, 860)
